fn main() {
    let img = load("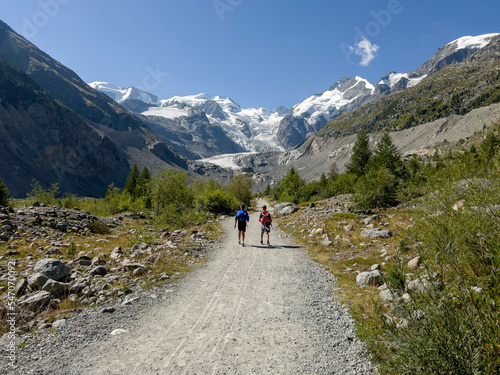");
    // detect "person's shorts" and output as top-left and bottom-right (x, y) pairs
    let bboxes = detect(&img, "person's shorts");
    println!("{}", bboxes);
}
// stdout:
(237, 220), (247, 232)
(261, 224), (271, 233)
